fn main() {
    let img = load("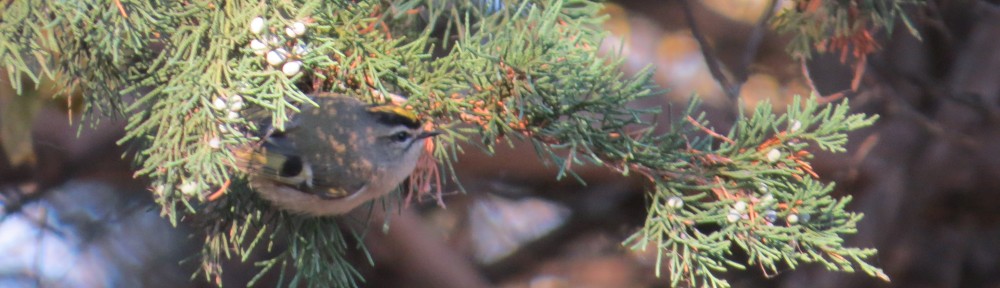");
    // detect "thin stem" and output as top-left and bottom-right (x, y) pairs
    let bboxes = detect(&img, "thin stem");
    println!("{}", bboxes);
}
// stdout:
(739, 0), (782, 82)
(679, 0), (739, 103)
